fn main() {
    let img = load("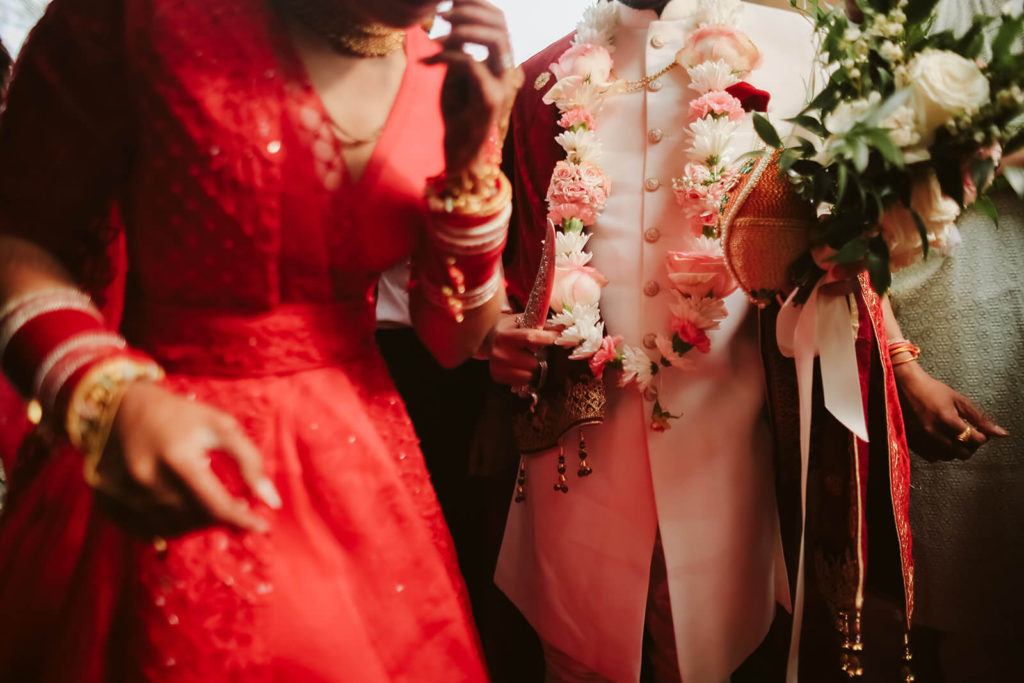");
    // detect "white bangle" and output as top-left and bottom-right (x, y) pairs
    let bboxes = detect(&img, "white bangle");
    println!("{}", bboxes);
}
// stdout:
(0, 289), (102, 359)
